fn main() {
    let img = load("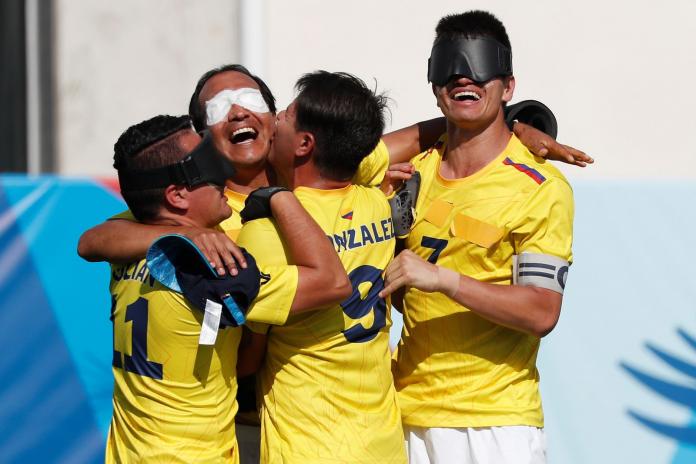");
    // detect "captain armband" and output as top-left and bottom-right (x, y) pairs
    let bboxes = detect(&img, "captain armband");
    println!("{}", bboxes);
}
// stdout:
(512, 252), (569, 295)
